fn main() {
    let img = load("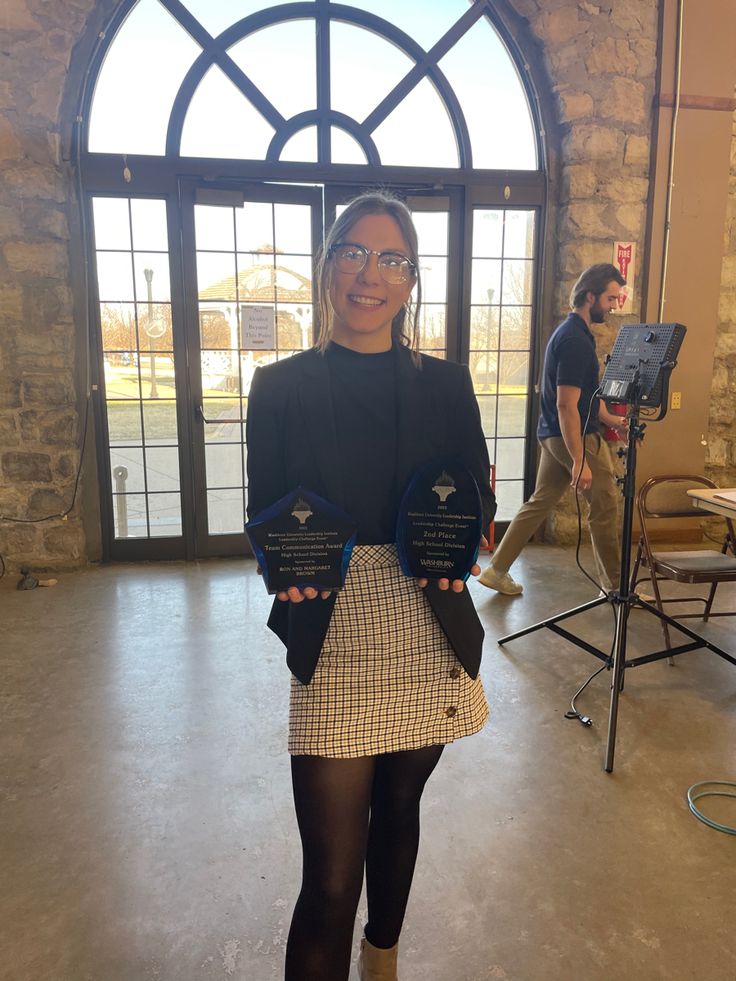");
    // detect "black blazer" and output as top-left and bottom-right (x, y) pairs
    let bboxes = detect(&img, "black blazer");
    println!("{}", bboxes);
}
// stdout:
(246, 345), (496, 684)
